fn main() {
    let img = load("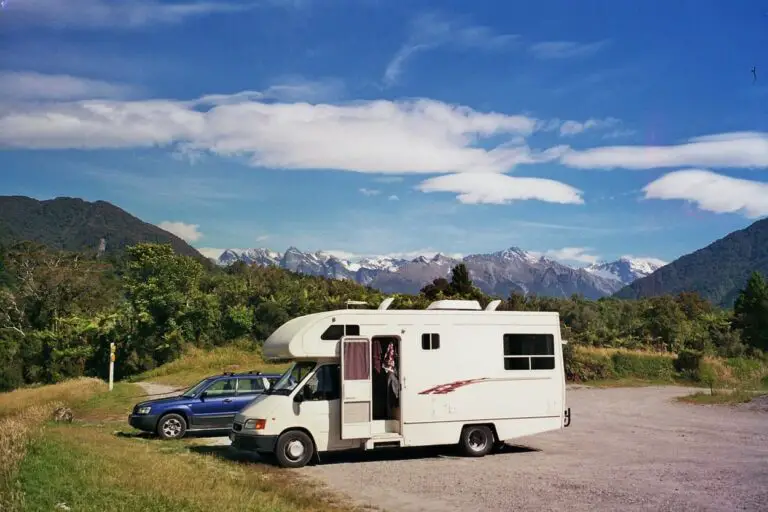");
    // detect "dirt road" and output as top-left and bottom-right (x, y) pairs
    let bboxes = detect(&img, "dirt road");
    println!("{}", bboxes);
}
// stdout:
(299, 386), (768, 512)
